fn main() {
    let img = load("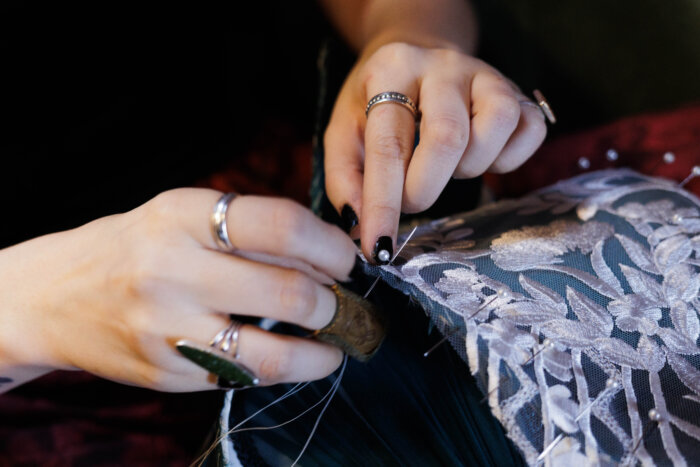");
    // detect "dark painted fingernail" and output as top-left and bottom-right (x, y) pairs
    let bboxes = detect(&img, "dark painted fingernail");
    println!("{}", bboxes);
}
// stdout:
(176, 340), (259, 388)
(372, 236), (393, 264)
(340, 204), (359, 233)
